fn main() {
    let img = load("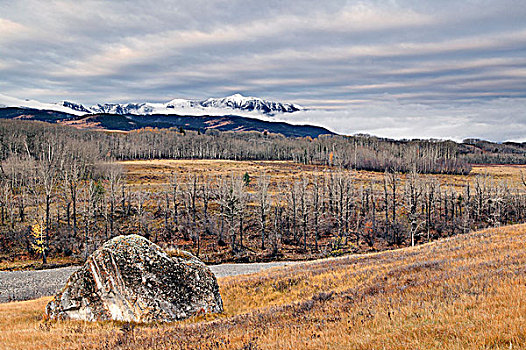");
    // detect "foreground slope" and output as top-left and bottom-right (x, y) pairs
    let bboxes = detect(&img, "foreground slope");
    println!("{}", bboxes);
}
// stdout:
(1, 224), (526, 349)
